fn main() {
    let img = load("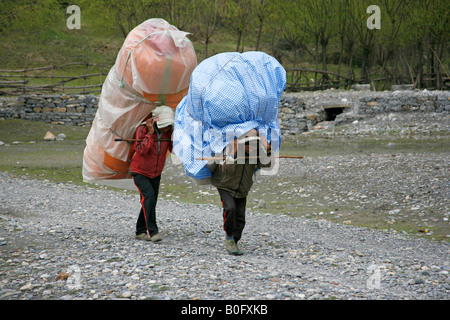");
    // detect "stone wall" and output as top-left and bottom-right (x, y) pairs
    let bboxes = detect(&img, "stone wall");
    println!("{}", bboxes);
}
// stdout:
(278, 90), (450, 135)
(1, 90), (449, 134)
(0, 94), (99, 126)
